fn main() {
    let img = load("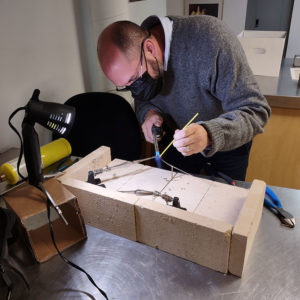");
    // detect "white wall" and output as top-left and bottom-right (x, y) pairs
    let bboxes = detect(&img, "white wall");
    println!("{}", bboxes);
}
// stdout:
(129, 0), (167, 25)
(0, 0), (84, 152)
(167, 0), (184, 15)
(222, 0), (248, 35)
(81, 0), (130, 92)
(286, 0), (300, 58)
